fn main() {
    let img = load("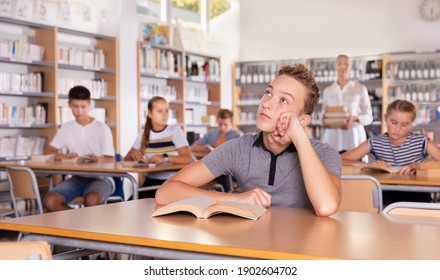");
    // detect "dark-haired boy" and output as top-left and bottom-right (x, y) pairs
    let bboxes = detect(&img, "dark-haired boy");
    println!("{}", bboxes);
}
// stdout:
(44, 85), (115, 212)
